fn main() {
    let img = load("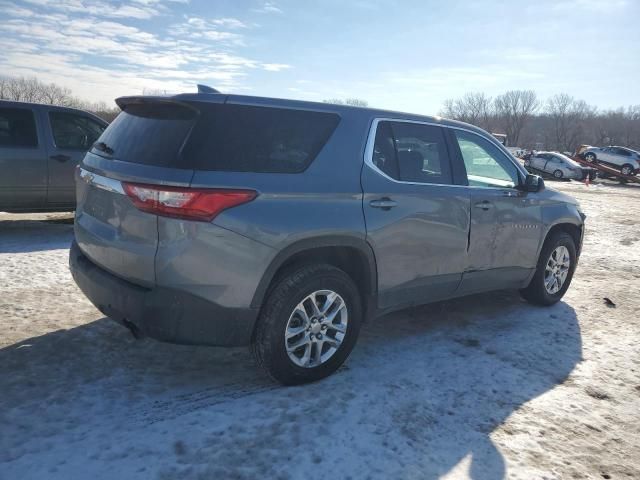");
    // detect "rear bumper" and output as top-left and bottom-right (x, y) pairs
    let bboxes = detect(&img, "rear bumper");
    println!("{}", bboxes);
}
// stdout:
(69, 240), (258, 346)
